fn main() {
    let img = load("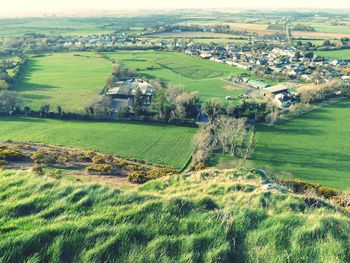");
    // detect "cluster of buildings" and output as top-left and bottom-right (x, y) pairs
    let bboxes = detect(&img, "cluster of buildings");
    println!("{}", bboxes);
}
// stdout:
(185, 43), (350, 83)
(106, 78), (154, 106)
(58, 34), (169, 49)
